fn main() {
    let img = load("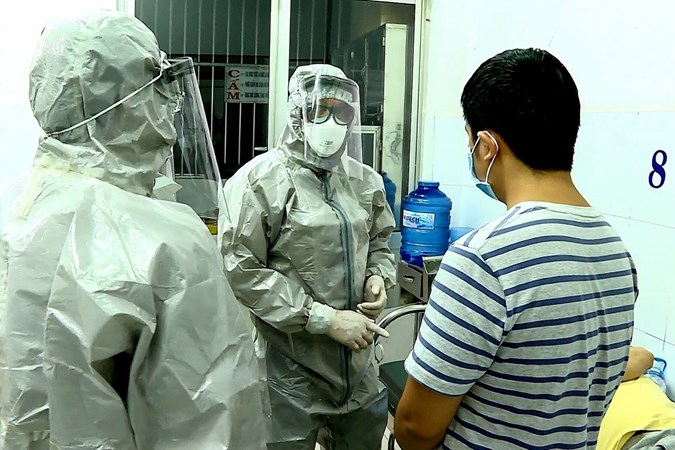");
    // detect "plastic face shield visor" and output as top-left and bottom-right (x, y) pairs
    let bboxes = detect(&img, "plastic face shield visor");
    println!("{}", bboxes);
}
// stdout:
(301, 75), (359, 125)
(299, 74), (363, 174)
(161, 57), (222, 235)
